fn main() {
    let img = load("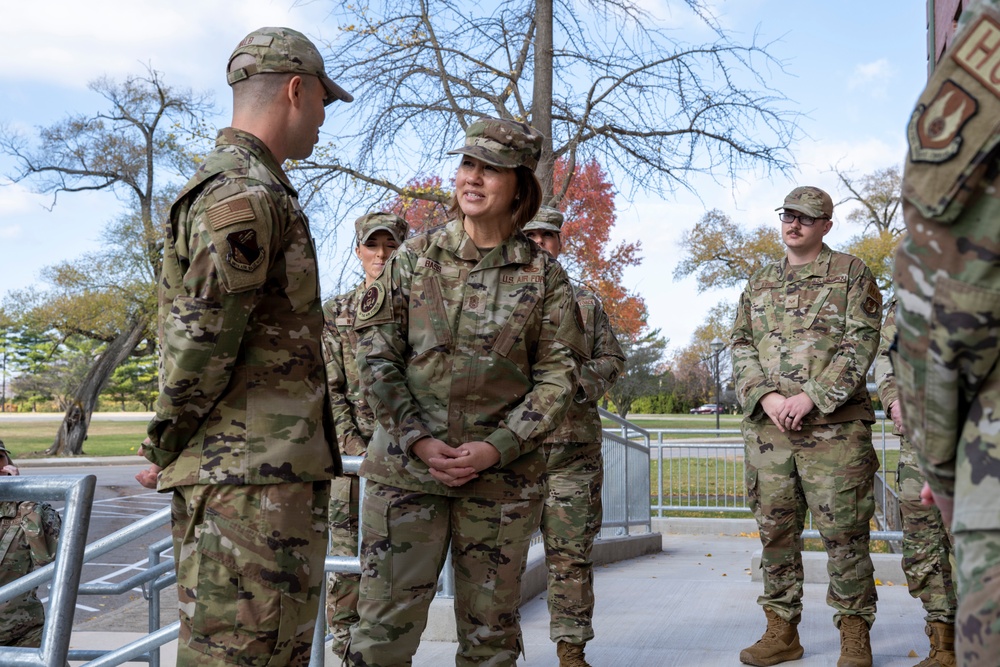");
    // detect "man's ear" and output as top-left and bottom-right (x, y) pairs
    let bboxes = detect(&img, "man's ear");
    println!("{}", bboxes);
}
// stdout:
(286, 75), (304, 108)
